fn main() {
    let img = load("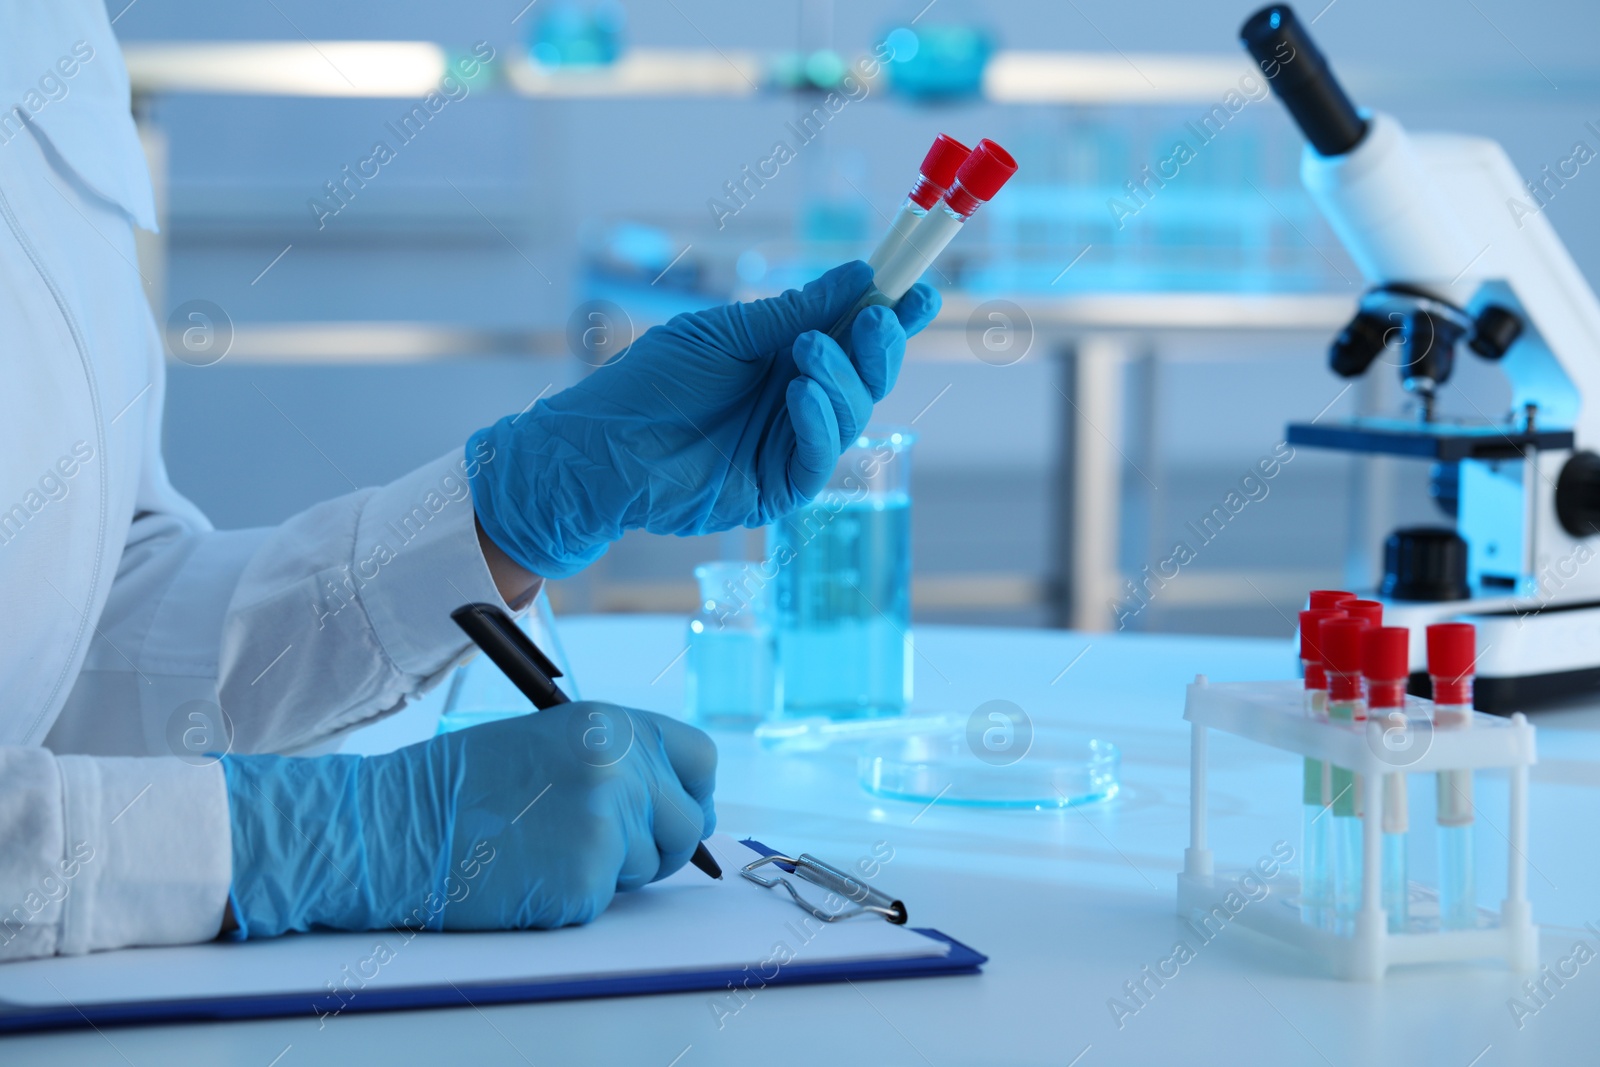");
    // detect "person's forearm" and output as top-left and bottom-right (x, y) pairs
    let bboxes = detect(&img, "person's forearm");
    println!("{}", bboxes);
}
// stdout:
(476, 516), (540, 609)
